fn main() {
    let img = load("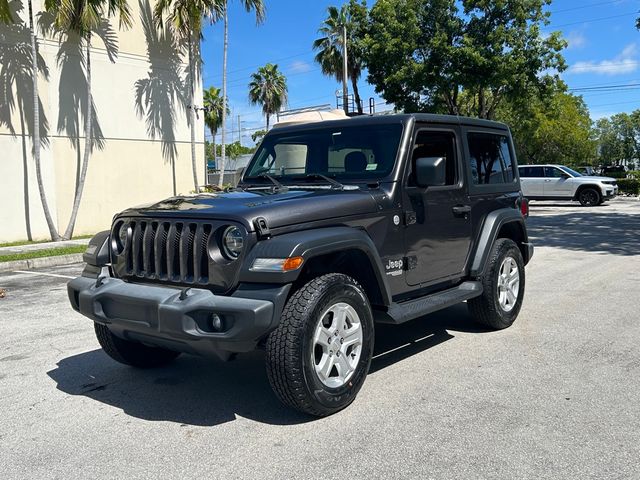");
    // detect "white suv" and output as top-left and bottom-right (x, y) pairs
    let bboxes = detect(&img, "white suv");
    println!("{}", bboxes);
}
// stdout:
(518, 165), (618, 206)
